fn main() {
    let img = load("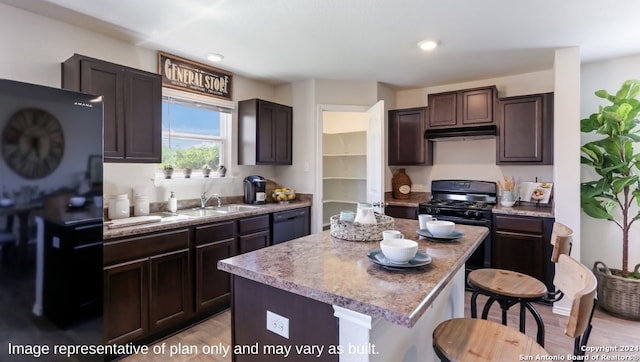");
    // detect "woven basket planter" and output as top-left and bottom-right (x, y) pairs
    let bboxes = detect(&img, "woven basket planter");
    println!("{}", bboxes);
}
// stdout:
(329, 214), (394, 241)
(593, 261), (640, 320)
